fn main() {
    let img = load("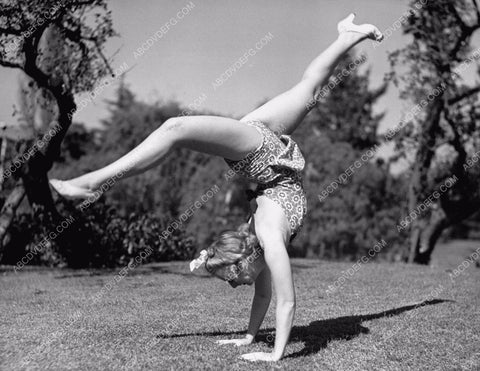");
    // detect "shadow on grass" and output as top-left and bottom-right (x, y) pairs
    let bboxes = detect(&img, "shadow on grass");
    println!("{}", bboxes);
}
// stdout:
(157, 299), (453, 358)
